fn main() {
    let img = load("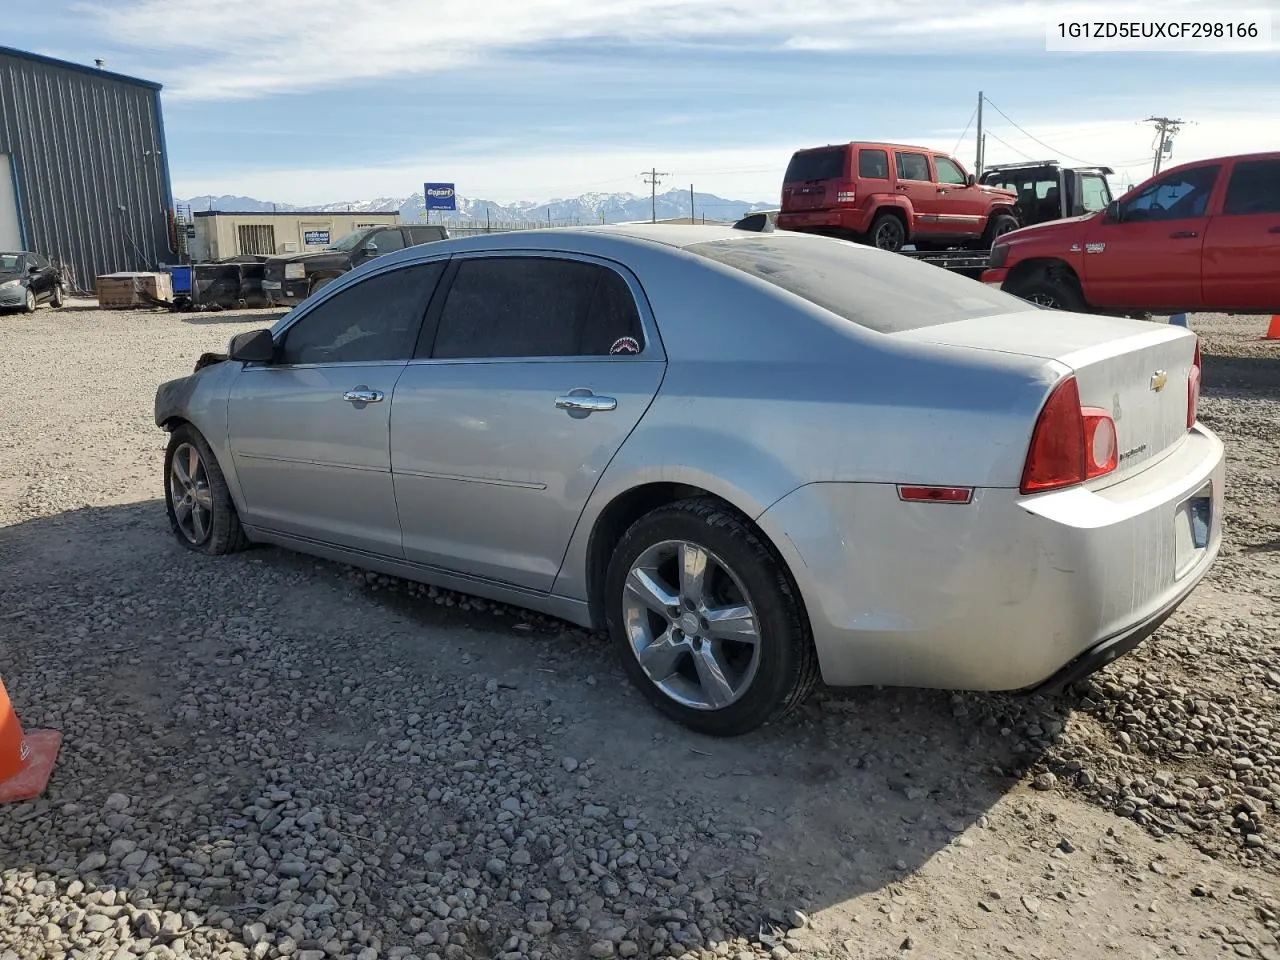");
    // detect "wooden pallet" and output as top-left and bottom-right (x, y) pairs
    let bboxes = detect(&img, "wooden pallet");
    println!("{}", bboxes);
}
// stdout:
(95, 272), (173, 309)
